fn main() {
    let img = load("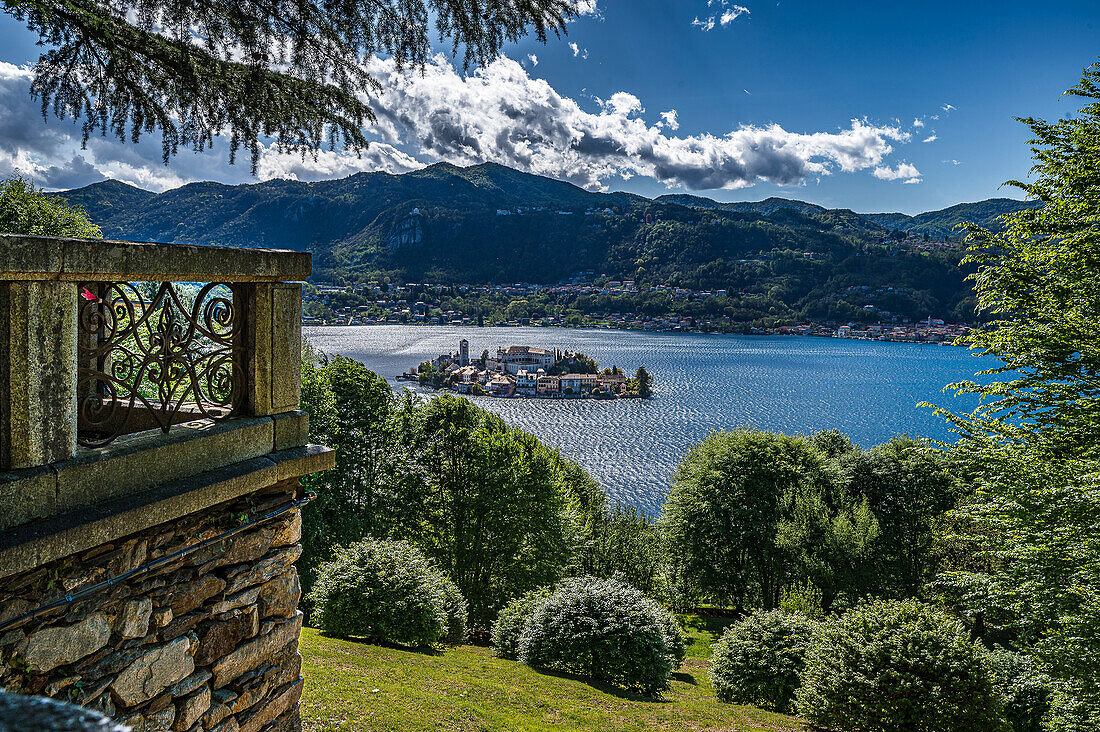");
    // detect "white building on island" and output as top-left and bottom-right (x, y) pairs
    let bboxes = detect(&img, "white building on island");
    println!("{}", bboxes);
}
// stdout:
(497, 345), (556, 375)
